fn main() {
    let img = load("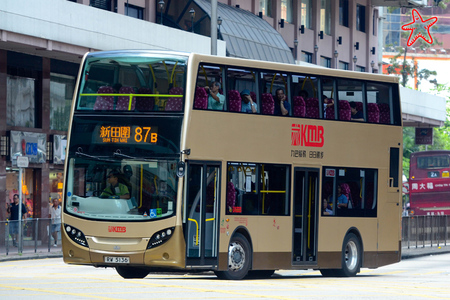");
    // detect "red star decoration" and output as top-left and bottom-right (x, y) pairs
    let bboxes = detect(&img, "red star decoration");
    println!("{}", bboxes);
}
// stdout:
(401, 9), (438, 47)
